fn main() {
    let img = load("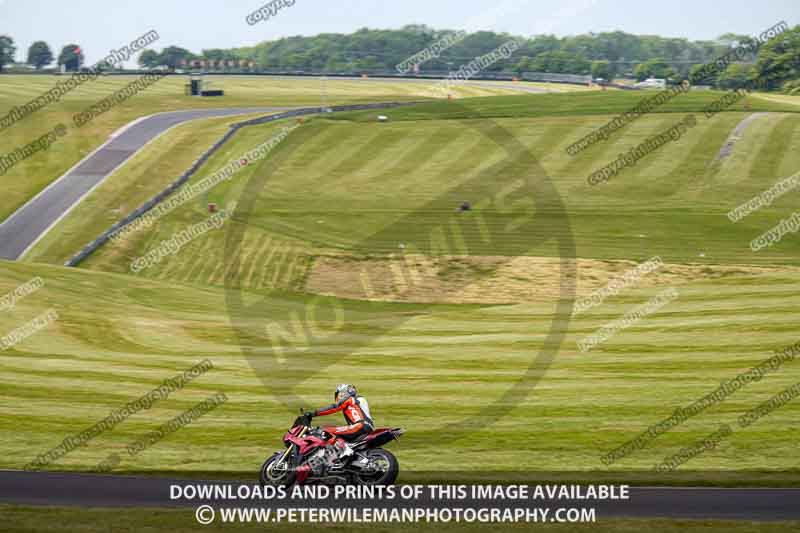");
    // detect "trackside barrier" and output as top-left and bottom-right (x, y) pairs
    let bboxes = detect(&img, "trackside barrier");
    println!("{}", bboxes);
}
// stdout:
(518, 72), (591, 84)
(64, 102), (423, 267)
